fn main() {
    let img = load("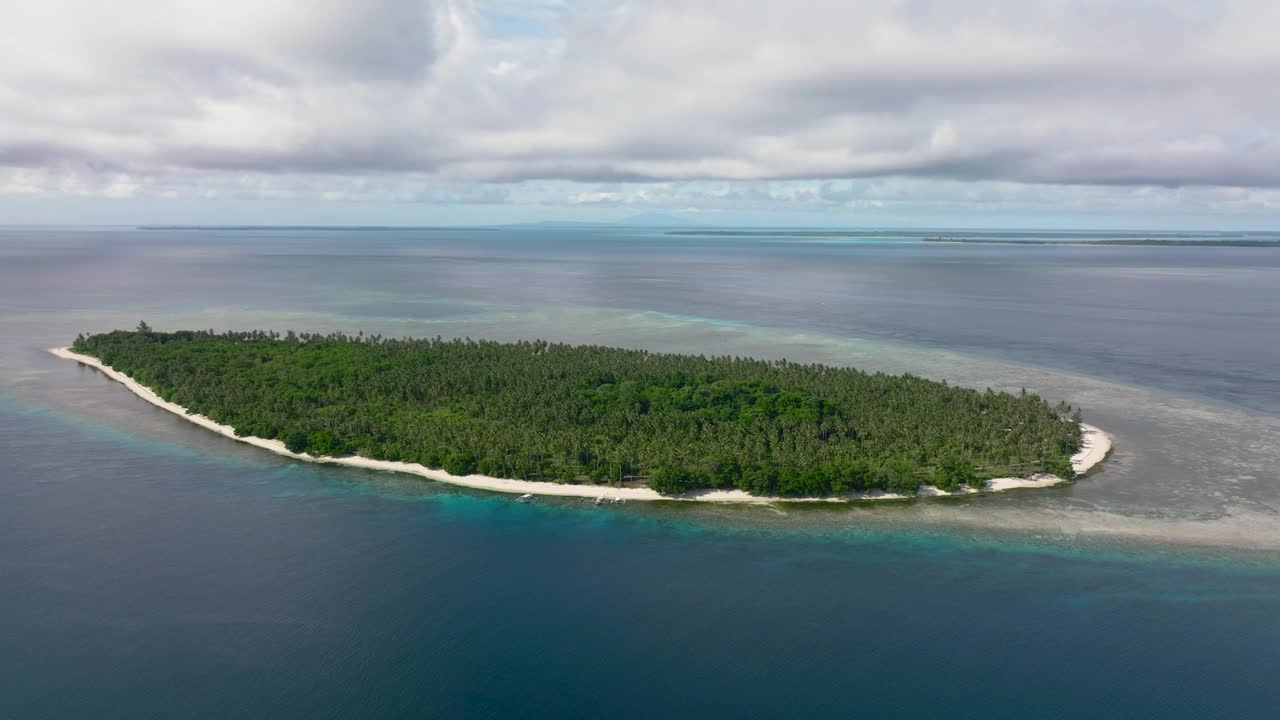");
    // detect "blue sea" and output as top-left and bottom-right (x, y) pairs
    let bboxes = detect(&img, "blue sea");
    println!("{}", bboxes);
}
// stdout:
(2, 226), (1279, 718)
